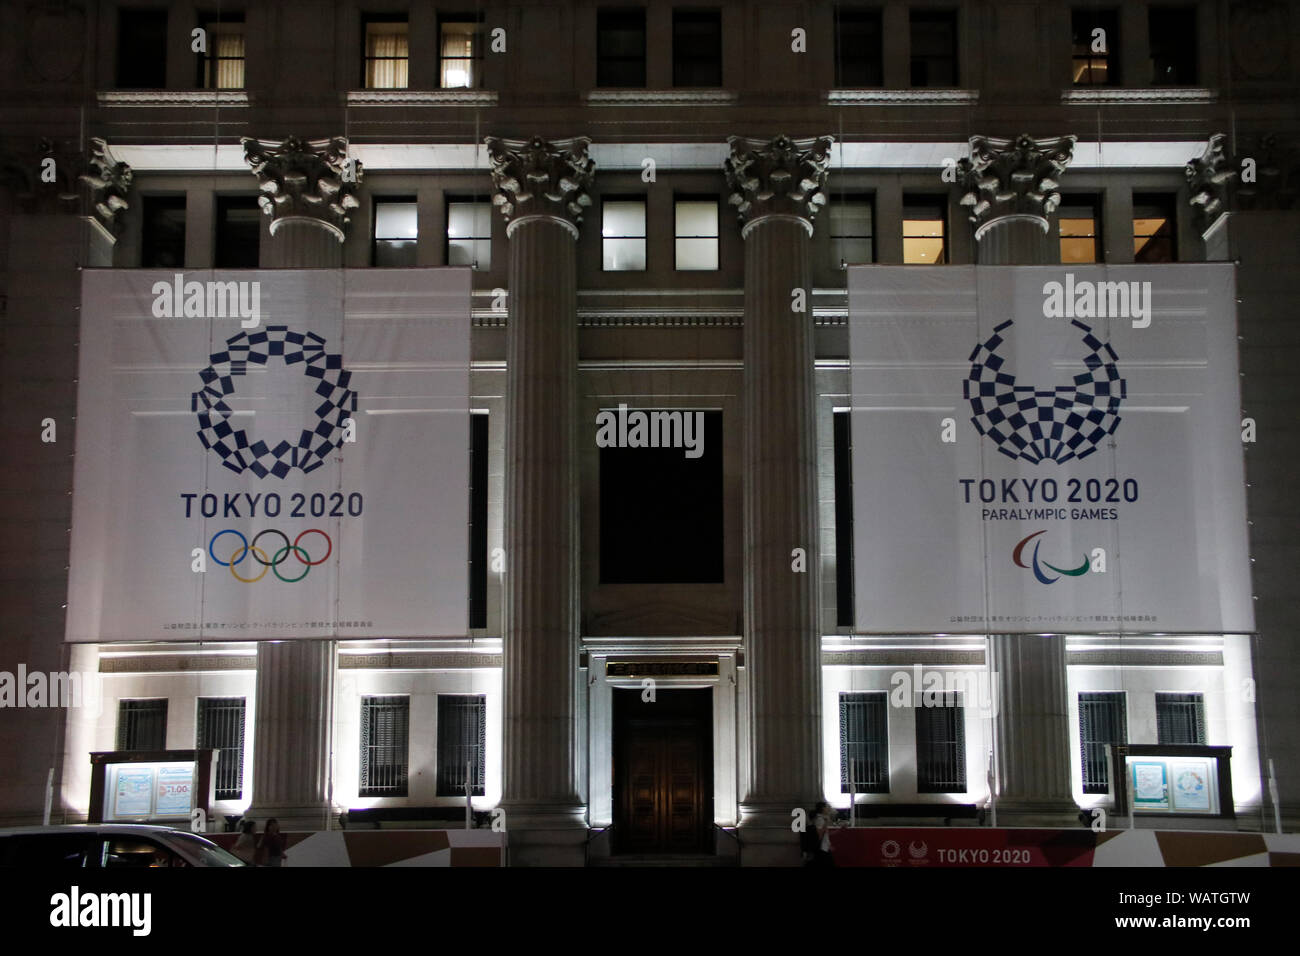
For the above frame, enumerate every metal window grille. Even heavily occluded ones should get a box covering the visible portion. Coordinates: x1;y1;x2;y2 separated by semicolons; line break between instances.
915;692;966;793
117;699;168;751
196;697;246;800
436;695;486;797
1156;693;1206;745
840;693;889;793
360;696;410;796
1079;692;1126;794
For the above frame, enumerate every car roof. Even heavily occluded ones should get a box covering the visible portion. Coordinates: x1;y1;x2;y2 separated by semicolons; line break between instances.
0;824;198;837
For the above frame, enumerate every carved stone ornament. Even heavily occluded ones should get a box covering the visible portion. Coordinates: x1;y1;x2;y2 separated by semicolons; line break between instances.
78;137;133;235
723;134;833;236
958;134;1076;232
1185;133;1237;232
484;135;595;238
241;135;361;240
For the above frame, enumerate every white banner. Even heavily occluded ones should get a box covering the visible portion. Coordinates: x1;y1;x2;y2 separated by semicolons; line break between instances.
848;264;1253;635
67;270;471;641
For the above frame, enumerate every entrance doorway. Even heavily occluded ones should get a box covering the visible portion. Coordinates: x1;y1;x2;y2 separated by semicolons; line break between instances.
612;687;713;854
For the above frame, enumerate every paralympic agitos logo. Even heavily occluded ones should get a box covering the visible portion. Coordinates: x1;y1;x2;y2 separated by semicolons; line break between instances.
1012;530;1089;586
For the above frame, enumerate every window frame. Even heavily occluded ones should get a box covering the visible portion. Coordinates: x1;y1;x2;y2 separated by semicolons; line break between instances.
361;14;410;90
1058;194;1103;264
438;12;485;89
834;6;884;87
444;197;492;270
197;11;246;89
213;194;261;268
1155;692;1207;745
1132;193;1177;263
909;8;959;88
673;195;720;271
601;195;648;272
828;193;875;268
196;696;246;801
597;7;648;88
840;692;889;793
1148;4;1198;86
140;194;187;269
1070;7;1119;87
1078;691;1127;794
116;8;169;89
671;8;723;87
902;195;948;265
435;694;488;797
359;694;411;797
915;691;966;793
116;698;168;752
371;196;419;267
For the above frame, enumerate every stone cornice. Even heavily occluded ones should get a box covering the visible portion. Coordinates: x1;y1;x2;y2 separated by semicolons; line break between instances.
723;134;833;234
484;135;595;234
79;137;133;235
97;90;250;107
585;89;738;106
958;133;1076;229
345;89;498;106
827;89;979;106
1061;87;1218;105
241;135;360;240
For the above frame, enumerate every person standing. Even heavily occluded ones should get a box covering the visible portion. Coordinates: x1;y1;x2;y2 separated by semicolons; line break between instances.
812;801;836;867
257;817;288;867
232;818;257;865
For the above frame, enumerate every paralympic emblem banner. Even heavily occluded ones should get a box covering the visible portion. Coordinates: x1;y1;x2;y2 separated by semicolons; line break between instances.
847;264;1253;635
67;269;471;642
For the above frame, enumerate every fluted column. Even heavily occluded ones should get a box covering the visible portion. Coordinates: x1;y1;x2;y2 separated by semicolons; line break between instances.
726;135;832;863
487;136;593;864
243;135;358;827
962;134;1079;822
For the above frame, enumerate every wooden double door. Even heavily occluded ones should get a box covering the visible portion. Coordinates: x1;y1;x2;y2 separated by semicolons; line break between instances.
613;688;713;855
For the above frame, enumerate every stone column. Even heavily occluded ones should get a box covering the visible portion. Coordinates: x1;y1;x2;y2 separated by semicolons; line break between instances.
486;135;593;865
243;135;359;828
960;134;1079;823
725;135;833;864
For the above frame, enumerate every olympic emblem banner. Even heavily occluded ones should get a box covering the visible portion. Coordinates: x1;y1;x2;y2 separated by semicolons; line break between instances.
847;264;1253;635
67;269;471;642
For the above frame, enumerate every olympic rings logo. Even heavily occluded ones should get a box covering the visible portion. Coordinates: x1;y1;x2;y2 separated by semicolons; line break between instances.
208;529;332;583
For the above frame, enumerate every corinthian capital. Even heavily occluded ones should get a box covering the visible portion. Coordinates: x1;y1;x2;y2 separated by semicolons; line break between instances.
958;134;1076;234
484;136;595;238
241;135;361;240
724;134;833;237
1185;133;1237;233
79;137;133;235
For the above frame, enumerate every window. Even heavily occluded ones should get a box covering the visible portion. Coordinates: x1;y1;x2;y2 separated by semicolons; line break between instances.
1149;6;1197;85
602;198;647;271
372;198;418;267
469;412;489;629
99;837;187;868
117;699;167;751
196;697;245;801
0;833;98;867
359;695;409;796
840;693;888;793
1079;692;1126;793
446;199;491;270
214;195;261;268
829;196;874;267
674;198;719;270
834;7;883;87
600;410;723;583
672;9;722;86
1156;693;1206;745
141;196;186;269
916;692;966;792
363;17;409;89
1132;194;1176;263
436;695;487;796
833;411;855;627
439;15;484;88
117;9;168;88
910;10;958;87
1058;197;1101;263
1071;8;1118;86
902;196;946;264
597;8;647;87
199;13;245;88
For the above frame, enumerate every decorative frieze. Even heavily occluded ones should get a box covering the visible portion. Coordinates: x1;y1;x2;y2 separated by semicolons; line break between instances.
723;134;833;237
958;134;1076;234
484;135;595;238
241;135;361;240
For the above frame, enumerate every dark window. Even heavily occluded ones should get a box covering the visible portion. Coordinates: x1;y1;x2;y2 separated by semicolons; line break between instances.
1149;6;1197;85
603;197;647;271
1071;8;1118;86
446;199;491;270
903;195;947;264
835;7;883;87
141;195;186;269
198;12;245;88
117;699;167;751
833;411;855;627
1132;193;1176;263
916;692;966;792
469;412;489;629
597;8;647;87
1079;692;1126;793
117;9;168;88
600;410;723;583
363;16;409;89
1156;693;1206;745
214;195;261;268
196;697;245;800
1059;196;1102;263
439;14;484;88
0;833;98;867
840;693;888;793
360;695;409;796
436;695;487;796
910;10;958;87
672;9;722;86
372;197;418;267
829;195;874;267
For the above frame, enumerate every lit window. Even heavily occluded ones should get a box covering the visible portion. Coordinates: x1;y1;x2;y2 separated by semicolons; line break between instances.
196;697;246;801
363;18;409;89
1071;8;1118;86
446;200;492;270
373;198;418;267
829;197;874;267
674;199;718;270
1132;194;1176;263
1058;199;1100;263
840;693;889;793
117;699;168;751
440;17;483;88
902;198;946;264
201;17;245;89
436;695;486;796
602;199;647;271
360;695;409;797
